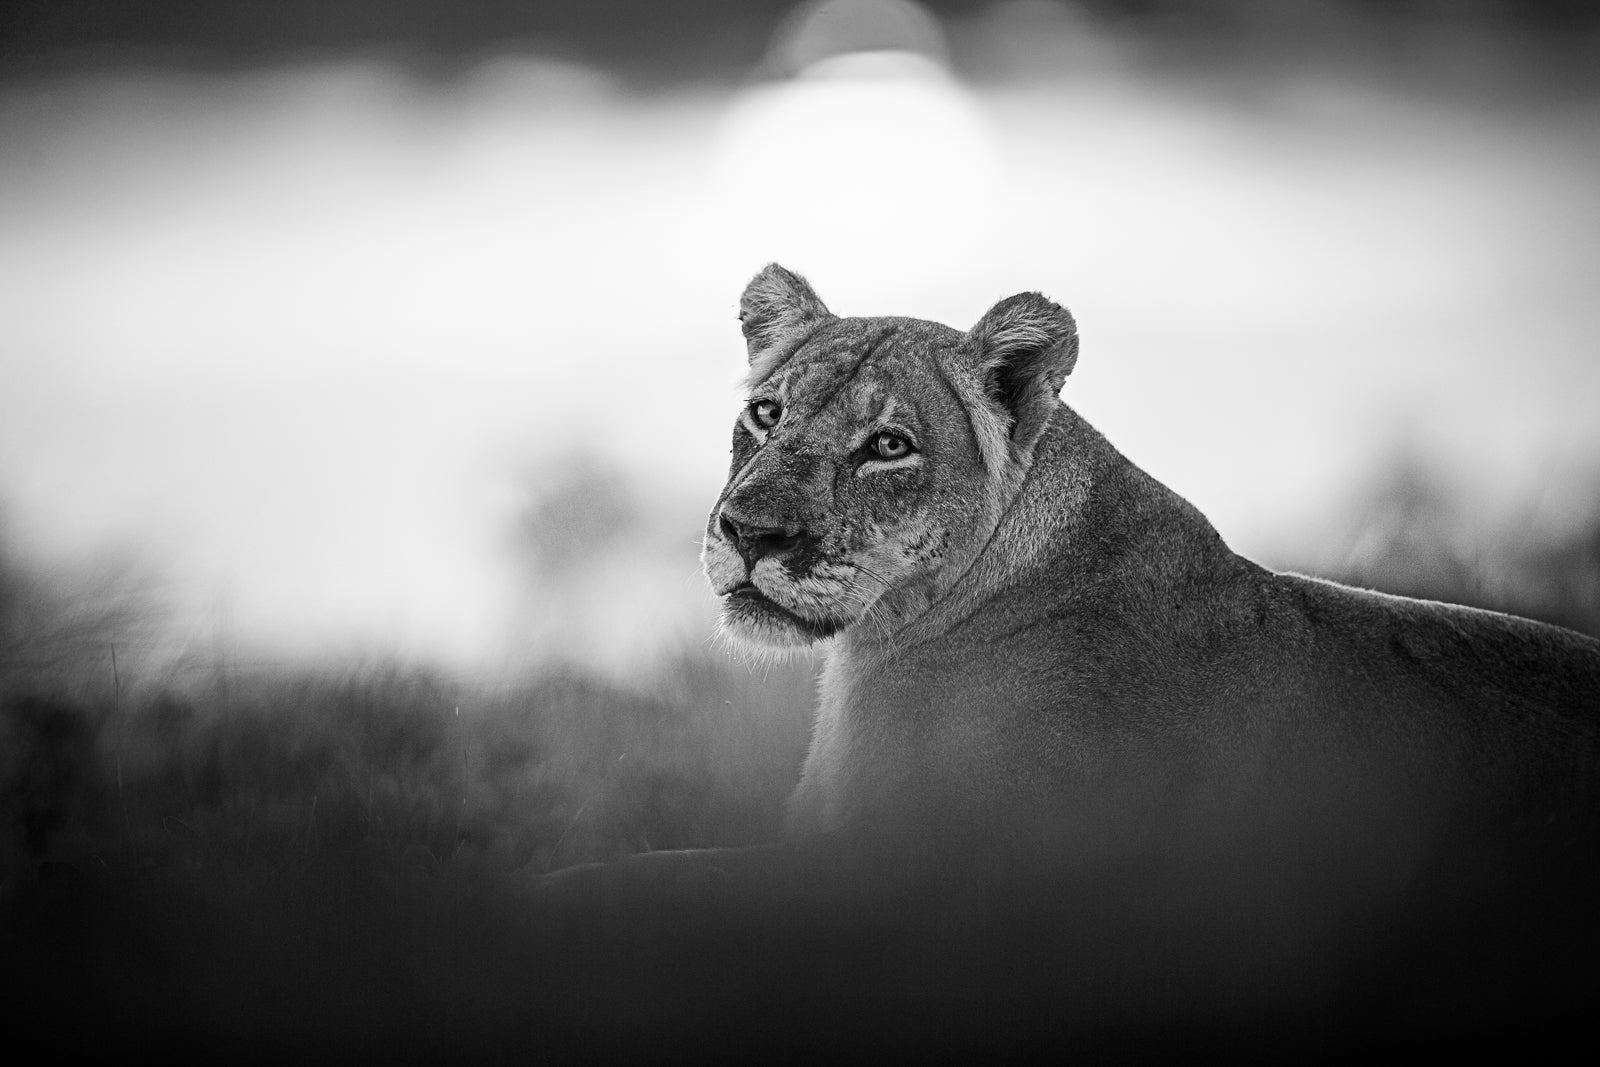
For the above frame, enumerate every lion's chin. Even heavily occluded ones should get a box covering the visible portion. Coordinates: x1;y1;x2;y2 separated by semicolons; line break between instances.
720;584;840;650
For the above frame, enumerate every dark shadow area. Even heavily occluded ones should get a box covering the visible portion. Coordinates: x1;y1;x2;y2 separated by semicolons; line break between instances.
5;775;1594;1059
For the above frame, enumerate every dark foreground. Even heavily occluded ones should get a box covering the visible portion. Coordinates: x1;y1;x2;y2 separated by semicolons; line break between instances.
7;804;1595;1064
2;653;1594;1060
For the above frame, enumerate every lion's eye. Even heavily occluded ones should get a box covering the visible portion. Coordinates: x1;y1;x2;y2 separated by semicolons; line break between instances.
750;399;782;430
872;432;913;460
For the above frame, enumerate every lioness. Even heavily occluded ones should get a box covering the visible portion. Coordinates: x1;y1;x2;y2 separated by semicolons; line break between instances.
533;266;1599;1045
703;263;1600;850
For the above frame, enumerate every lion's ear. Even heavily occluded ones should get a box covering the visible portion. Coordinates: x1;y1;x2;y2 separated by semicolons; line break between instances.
739;263;832;366
964;291;1078;450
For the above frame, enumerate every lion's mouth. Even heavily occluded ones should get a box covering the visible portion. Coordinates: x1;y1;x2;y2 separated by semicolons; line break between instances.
726;582;840;640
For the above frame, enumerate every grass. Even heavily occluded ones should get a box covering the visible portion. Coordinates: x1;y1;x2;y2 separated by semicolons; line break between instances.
1;635;821;1059
2;650;818;879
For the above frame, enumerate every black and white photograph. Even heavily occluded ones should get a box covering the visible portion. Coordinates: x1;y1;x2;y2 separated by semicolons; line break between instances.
3;1;1598;1058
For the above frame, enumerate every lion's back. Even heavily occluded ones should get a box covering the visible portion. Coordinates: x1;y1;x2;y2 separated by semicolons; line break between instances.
1258;573;1600;809
1277;573;1600;717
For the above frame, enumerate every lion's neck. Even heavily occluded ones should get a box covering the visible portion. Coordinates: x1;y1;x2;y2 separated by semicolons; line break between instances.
792;406;1239;837
858;403;1201;658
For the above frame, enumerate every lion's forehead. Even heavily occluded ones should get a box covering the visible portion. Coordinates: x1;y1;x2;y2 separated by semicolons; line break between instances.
775;316;963;428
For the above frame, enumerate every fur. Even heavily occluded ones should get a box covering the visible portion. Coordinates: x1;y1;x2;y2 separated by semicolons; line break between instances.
703;265;1600;848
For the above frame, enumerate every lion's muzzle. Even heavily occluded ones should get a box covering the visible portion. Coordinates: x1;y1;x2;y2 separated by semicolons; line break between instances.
717;510;814;569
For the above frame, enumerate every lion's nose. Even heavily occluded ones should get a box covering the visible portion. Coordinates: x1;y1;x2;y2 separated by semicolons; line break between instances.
719;511;807;565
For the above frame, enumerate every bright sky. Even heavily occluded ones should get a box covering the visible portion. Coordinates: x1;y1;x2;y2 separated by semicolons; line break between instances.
2;18;1598;671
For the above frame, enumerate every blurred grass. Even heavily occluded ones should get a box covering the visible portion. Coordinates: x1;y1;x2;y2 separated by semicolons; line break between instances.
0;635;817;892
1312;459;1600;640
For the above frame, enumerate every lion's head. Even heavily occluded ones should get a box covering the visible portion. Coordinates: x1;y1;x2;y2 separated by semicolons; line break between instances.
702;264;1079;650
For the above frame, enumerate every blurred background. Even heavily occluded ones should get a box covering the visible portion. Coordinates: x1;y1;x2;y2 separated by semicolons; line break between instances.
2;0;1598;1049
3;0;1599;675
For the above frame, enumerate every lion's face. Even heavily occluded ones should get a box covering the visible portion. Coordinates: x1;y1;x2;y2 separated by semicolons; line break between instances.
702;317;993;650
702;265;1076;652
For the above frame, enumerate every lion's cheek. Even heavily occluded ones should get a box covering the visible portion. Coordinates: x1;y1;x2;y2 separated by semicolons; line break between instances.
751;558;839;620
788;568;858;617
872;514;948;572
